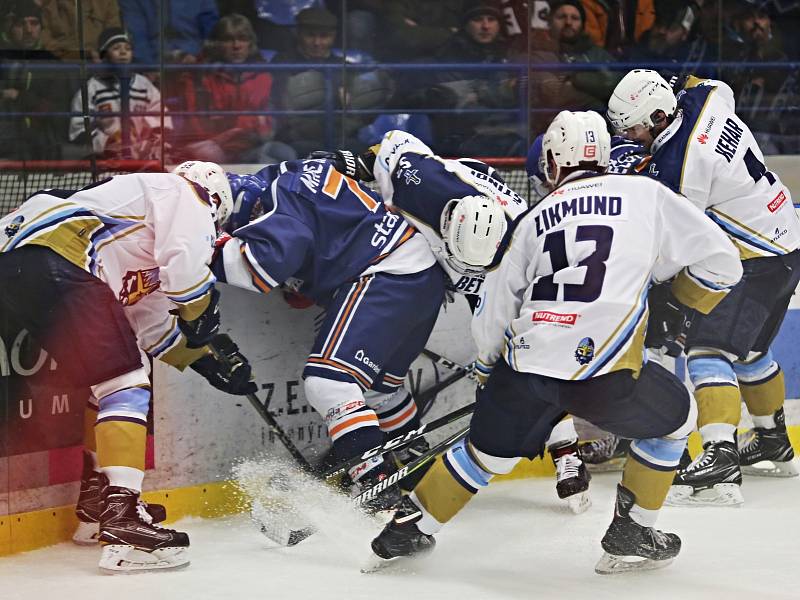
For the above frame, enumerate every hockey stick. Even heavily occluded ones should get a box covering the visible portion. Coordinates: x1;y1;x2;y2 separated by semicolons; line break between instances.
322;400;476;480
420;348;477;381
209;336;315;473
353;425;469;506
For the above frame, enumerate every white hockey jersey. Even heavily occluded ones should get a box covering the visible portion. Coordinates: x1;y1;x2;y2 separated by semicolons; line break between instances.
647;77;800;260
373;130;527;297
472;171;742;381
0;173;218;368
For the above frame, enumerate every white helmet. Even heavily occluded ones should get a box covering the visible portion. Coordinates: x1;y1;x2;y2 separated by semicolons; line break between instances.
542;110;610;187
173;161;234;227
439;195;507;274
607;69;677;133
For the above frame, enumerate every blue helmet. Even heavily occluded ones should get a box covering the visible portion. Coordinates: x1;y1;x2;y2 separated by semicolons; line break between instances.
525;134;550;203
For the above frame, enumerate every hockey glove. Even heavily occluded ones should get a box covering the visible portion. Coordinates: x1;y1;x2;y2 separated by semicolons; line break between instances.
645;283;689;357
307;149;377;182
190;333;257;396
178;287;221;349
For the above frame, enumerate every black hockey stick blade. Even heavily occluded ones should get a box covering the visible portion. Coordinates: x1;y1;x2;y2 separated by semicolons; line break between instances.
420;348;477;380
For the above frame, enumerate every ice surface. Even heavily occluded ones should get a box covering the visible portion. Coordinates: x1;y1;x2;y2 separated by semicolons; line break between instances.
3;471;800;600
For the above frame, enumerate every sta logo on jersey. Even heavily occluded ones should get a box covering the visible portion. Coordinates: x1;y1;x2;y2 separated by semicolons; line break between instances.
4;214;24;238
575;337;595;365
119;268;160;306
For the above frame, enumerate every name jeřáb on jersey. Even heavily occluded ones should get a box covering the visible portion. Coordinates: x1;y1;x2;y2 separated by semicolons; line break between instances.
714;118;744;163
535;195;623;236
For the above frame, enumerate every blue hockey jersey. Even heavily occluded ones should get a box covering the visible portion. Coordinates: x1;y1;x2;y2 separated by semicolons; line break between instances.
215;159;434;305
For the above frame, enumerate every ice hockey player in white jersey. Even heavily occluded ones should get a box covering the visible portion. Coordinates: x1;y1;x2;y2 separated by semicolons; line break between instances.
319;131;591;511
0;162;255;573
367;110;742;574
608;70;800;505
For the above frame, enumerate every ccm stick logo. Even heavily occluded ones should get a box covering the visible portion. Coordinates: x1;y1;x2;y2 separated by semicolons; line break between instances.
532;311;579;326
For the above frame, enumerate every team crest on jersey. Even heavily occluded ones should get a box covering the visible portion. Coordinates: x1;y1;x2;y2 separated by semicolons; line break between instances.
4;214;24;238
575;337;595;365
119;268;161;306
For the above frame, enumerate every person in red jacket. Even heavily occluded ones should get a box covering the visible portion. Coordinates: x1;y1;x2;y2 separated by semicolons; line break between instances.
175;13;296;163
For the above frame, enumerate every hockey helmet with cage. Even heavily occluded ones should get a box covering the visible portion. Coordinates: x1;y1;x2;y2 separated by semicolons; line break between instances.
173;161;234;227
439;195;507;274
606;69;677;134
542;110;610;187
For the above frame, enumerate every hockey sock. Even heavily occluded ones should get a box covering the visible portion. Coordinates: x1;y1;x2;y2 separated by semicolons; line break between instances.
687;352;741;434
368;389;419;438
735;352;784;424
95;387;150;491
83;396;99;455
545;415;579;449
624;436;687;510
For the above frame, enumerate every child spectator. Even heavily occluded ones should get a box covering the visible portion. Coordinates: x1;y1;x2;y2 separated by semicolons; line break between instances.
68;28;171;159
176;13;295;164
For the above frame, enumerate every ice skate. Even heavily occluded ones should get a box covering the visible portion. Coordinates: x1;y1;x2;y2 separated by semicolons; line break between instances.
550;441;591;514
738;408;798;478
596;484;681;574
666;441;744;507
579;435;630;472
98;486;189;573
73;455;166;546
363;496;436;573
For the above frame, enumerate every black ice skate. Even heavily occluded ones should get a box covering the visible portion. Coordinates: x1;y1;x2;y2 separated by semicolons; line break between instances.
73;456;166;545
579;435;630;472
363;495;436;573
738;408;798;478
354;461;403;514
98;486;189;573
549;441;591;514
667;440;744;507
595;484;681;574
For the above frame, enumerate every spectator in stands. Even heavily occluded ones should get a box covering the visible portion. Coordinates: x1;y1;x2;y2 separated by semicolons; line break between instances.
175;13;295;164
68;28;171;160
523;0;620;134
39;0;122;61
218;0;327;53
117;0;219;65
271;7;343;154
0;0;67;159
724;2;797;153
427;0;523;156
581;0;655;54
377;0;464;61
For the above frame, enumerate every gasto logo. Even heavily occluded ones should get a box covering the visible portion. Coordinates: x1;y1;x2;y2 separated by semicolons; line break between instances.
514;336;530;350
354;349;381;374
574;337;595;365
697;133;709;144
4;214;24;238
532;311;578;326
768;190;787;213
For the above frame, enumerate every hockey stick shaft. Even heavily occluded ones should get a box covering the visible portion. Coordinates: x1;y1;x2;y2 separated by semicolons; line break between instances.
353;426;469;506
208;338;316;473
420;348;477;380
323;400;475;480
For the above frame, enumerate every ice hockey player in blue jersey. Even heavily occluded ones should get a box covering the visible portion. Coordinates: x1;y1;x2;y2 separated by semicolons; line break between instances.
316;132;591;512
214;158;446;509
608;70;800;506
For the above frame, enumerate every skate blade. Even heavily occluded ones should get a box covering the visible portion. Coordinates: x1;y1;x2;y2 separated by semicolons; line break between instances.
566;491;591;514
360;550;432;574
72;521;100;546
742;460;799;478
665;483;743;507
595;552;673;574
99;545;189;573
585;458;625;473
